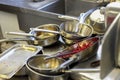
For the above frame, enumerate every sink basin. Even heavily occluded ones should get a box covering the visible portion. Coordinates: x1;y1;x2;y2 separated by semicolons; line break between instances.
17;0;100;32
26;0;59;10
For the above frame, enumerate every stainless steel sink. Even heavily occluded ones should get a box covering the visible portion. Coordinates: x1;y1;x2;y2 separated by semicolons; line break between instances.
40;0;100;16
26;0;59;10
17;0;101;32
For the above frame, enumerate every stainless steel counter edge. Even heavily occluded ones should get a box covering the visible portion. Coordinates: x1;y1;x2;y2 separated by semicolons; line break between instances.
0;3;61;20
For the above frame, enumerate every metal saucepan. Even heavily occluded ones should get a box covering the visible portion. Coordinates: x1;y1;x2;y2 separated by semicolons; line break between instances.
60;21;93;40
6;24;60;47
58;7;99;44
26;54;67;76
26;63;69;80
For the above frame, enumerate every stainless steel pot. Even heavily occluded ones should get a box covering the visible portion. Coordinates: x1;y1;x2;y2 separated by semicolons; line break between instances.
26;54;67;75
60;21;93;40
6;24;60;47
26;54;69;80
29;24;60;46
60;21;94;45
58;8;98;45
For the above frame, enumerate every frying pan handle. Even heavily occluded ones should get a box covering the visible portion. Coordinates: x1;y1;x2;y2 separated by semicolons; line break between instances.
63;68;100;73
58;15;79;21
0;38;33;43
80;7;99;23
30;28;60;34
6;32;35;37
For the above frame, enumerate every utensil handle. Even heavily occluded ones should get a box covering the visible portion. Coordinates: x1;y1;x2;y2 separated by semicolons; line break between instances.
58;15;79;21
30;28;60;34
0;38;32;43
63;68;100;73
6;32;34;37
80;7;99;23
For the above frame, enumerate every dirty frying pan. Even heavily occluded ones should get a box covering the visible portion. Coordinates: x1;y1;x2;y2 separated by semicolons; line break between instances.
6;24;60;46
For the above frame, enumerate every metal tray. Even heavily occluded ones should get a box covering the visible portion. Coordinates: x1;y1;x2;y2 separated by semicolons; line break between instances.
0;44;42;79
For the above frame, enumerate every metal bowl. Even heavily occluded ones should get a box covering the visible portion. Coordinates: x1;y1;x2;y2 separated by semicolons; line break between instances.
26;63;69;80
26;54;67;76
29;24;60;47
60;21;93;44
